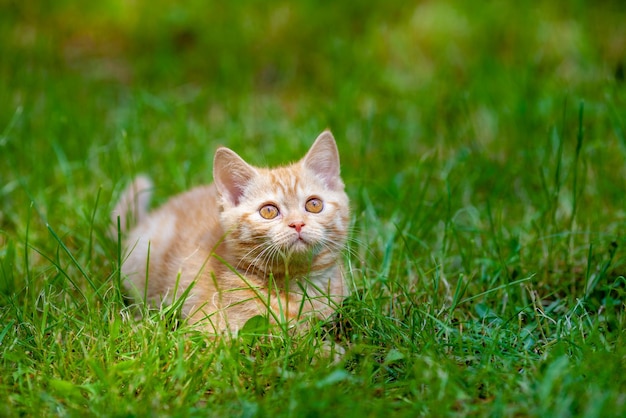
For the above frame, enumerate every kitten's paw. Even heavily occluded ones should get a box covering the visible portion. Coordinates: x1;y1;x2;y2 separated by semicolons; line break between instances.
319;340;346;364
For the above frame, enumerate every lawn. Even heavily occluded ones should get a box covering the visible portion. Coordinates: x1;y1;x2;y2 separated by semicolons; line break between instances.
2;1;626;416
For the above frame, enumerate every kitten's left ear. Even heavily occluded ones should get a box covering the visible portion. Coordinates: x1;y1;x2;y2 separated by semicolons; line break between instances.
214;147;258;206
302;130;344;191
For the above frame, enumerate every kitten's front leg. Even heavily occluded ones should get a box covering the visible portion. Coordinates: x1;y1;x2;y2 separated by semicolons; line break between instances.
183;289;266;336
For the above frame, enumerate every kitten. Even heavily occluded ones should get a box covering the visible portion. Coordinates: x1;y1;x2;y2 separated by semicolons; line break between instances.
111;131;350;335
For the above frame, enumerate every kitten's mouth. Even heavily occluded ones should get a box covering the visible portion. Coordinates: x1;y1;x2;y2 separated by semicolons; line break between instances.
290;238;309;250
284;235;313;254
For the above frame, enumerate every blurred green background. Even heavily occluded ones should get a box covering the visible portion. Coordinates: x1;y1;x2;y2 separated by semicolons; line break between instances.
3;1;624;141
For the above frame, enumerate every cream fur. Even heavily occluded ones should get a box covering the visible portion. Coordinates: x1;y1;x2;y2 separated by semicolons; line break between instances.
112;131;350;335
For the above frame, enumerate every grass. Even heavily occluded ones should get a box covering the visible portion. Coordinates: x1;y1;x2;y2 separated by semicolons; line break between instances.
2;0;626;416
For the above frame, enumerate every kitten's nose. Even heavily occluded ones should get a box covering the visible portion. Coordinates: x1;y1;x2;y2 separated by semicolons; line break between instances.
289;222;305;233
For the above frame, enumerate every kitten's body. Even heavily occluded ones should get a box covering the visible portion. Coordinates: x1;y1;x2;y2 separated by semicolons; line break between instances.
113;131;349;334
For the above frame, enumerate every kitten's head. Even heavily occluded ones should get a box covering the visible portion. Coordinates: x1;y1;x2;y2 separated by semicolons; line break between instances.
213;131;350;275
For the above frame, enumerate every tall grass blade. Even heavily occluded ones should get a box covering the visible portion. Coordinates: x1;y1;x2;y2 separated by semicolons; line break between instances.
47;224;103;302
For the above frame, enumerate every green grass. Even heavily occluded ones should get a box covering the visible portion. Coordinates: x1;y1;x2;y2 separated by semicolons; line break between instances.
2;1;626;416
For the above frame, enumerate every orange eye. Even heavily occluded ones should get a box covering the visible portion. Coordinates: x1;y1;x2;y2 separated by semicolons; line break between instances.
259;204;279;219
305;198;323;213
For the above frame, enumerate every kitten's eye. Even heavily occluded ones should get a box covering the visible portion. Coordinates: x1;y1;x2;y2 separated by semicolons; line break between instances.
259;204;279;219
305;198;323;213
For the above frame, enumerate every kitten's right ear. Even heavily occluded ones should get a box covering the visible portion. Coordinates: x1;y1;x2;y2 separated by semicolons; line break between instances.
213;148;258;206
302;130;344;191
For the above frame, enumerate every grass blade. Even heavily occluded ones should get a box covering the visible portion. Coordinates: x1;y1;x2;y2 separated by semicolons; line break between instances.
47;224;103;302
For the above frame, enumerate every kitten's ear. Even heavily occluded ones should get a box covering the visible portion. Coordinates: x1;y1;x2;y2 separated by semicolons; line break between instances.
213;147;258;206
302;130;344;190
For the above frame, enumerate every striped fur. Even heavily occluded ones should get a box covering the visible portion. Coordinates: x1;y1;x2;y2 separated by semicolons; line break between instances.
112;131;350;335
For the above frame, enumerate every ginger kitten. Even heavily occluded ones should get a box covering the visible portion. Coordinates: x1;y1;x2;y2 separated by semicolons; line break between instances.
112;131;350;335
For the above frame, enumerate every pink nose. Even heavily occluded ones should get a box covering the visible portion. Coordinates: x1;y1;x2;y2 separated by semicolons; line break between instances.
289;222;305;233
